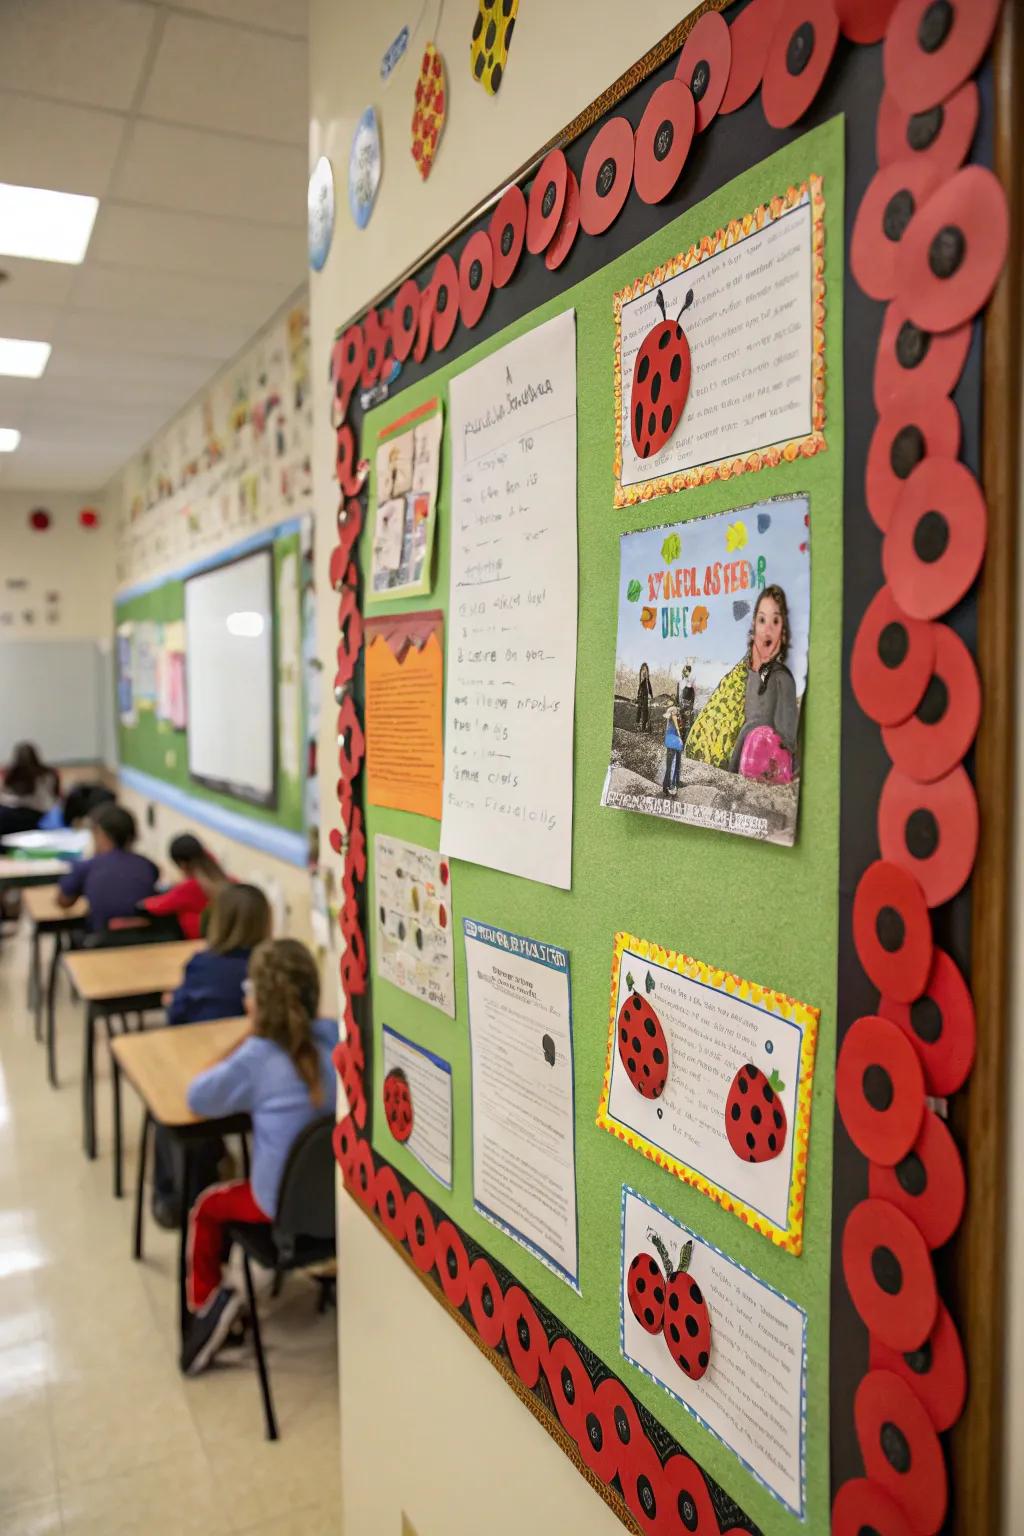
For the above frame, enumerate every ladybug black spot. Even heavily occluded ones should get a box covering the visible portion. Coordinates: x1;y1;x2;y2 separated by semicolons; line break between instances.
651;373;662;406
738;1077;748;1095
751;1106;762;1126
653;1286;663;1303
632;1035;642;1053
684;1314;699;1338
669;1292;679;1312
773;1109;783;1129
620;1027;628;1042
730;1103;741;1122
698;1350;708;1369
644;1018;657;1037
644;1308;654;1327
642;1064;650;1077
670;1323;680;1342
627;1057;637;1075
661;405;673;433
642;440;651;458
653;1048;665;1065
768;1133;777;1152
670;353;682;383
634;403;644;439
648;412;657;437
689;1281;702;1306
637;356;650;384
746;1132;755;1150
679;1355;691;1375
658;330;671;351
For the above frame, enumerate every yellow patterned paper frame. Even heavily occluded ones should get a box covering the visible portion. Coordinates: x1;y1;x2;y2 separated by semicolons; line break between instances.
612;176;827;509
597;933;819;1255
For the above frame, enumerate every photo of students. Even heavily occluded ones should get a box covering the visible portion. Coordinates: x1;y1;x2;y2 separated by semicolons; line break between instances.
0;741;60;836
662;706;684;796
635;661;654;733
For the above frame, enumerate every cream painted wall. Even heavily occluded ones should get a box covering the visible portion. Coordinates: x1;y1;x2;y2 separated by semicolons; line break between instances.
0;490;113;642
308;3;699;1532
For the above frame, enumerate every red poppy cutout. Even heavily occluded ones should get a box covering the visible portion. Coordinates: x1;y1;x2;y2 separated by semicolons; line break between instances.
850;159;942;304
761;0;840;131
620;1433;668;1536
876;79;979;180
634;80;695;206
864;388;960;534
332;1115;358;1181
674;11;731;133
881;624;980;784
879;946;976;1097
579;117;634;237
502;1285;546;1387
526;148;567;255
852;859;933;1003
489;184;526;288
458;229;493;329
844;1199;938;1351
836;1014;925;1166
360;308;386;389
404;1190;436;1273
883;456;987;622
869;1108;965;1250
832;1477;917;1536
877;762;978;908
543;1336;590;1444
330;323;363;419
873;299;971;413
870;1300;967;1433
435;1219;470;1308
413;281;435;364
430;252;459;352
851;585;937;729
391;279;420;362
883;0;1002;116
576;1379;619;1485
721;0;784;115
467;1256;504;1348
854;1369;948;1534
662;1452;717;1534
592;1374;642;1483
895;165;1009;334
351;1137;376;1208
833;0;899;43
545;169;580;272
374;1163;407;1242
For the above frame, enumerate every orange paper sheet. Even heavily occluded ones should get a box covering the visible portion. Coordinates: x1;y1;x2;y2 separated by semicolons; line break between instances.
365;611;444;819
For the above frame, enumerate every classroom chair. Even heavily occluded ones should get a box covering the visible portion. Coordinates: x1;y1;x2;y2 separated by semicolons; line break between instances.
225;1115;337;1441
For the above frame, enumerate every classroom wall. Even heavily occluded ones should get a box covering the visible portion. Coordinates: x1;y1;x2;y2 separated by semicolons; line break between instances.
308;4;702;1531
0;489;114;642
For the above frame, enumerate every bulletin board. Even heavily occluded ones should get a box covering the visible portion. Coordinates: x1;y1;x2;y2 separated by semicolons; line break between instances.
328;5;1017;1534
114;520;308;859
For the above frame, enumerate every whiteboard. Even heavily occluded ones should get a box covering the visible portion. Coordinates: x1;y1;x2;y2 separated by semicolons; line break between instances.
184;549;275;805
0;641;107;764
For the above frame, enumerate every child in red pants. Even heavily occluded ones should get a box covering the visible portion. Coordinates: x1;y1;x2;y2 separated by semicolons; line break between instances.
180;937;337;1376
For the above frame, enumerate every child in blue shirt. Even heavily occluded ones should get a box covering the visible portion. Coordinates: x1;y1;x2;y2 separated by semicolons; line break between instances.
57;803;158;931
662;705;685;796
180;937;337;1376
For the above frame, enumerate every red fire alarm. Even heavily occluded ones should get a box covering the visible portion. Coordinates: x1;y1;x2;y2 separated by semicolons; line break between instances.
29;508;51;531
79;507;101;529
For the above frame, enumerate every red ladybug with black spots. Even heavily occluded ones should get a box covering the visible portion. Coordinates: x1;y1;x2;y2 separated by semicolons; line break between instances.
629;286;694;460
616;969;669;1099
725;1062;788;1163
383;1067;414;1143
650;1232;712;1382
626;1251;666;1336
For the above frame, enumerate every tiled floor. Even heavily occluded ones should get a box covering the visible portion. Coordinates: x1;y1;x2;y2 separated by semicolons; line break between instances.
0;918;341;1534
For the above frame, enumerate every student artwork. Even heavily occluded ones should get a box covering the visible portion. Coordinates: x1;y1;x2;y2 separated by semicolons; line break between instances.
411;44;446;180
380;1026;453;1188
600;933;819;1254
626;1233;712;1382
369;398;442;599
601;496;811;847
349;106;382;229
116;623;136;727
613;174;827;507
469;0;517;94
374;834;455;1017
307;154;335;272
383;1068;414;1142
364;610;444;819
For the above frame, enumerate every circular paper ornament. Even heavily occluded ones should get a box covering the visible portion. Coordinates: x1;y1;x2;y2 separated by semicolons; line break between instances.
876;78;979;179
850;159;942;304
360;308;386;388
435;1219;470;1308
854;1369;948;1535
761;0;840;131
865;388;960;533
870;1301;967;1433
391;279;420;362
720;0;784;115
579;116;634;237
467;1256;504;1347
503;1285;546;1388
490;183;527;288
526;148;568;255
577;1384;619;1484
332;322;364;418
592;1374;642;1483
413;281;435;364
29;508;51;531
832;1478;917;1536
661;1452;718;1534
620;1433;668;1536
882;456;987;621
843;1201;938;1351
852;859;933;1003
881;624;980;783
836;1014;926;1166
351;1137;375;1207
430;251;459;351
877;762;978;908
850;585;937;727
883;0;1002;116
458;229;494;328
545;169;580;272
674;11;731;133
879;946;976;1097
895;165;1009;333
544;1336;590;1444
404;1190;436;1273
833;0;899;43
374;1163;406;1241
873;299;971;412
869;1108;965;1250
634;80;696;206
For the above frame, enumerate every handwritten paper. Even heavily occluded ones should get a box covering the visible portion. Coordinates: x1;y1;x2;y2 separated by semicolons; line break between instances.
365;611;444;818
465;919;578;1289
621;1188;807;1517
441;310;578;890
381;1025;453;1189
374;834;455;1017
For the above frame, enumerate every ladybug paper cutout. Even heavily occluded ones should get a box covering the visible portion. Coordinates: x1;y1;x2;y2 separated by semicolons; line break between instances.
411;44;446;181
725;1063;788;1163
649;1232;712;1382
470;0;518;96
626;1252;666;1336
382;1067;413;1142
629;287;694;460
616;969;669;1099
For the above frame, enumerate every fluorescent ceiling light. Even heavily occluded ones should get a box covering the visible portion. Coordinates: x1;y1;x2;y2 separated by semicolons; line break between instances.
226;611;265;638
0;428;20;452
0;182;98;264
0;339;51;378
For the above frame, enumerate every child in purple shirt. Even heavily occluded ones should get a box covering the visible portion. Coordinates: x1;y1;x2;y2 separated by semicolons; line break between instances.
57;803;158;931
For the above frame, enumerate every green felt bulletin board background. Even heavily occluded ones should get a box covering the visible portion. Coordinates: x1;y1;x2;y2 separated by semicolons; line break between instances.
361;120;845;1534
114;528;304;835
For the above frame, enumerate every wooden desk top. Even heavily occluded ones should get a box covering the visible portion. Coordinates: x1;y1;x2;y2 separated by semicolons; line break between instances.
0;857;71;885
22;885;88;924
111;1016;250;1126
63;940;203;1002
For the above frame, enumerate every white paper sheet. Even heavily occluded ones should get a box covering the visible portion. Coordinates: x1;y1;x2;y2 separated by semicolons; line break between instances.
441;310;578;889
621;1188;806;1518
381;1025;453;1189
374;834;455;1018
464;920;578;1288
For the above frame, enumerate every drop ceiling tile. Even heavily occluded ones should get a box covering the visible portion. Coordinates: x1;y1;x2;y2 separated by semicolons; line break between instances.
0;0;157;113
140;13;307;144
57;307;255;360
2;453;122;493
112;119;305;226
88;202;305;283
72;263;290;328
0;300;62;343
0;96;126;199
43;346;215;391
0;257;78;308
173;0;309;38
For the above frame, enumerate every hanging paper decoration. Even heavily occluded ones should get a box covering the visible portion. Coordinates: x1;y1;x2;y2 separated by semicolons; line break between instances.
78;507;101;529
307;154;335;271
348;107;382;229
29;508;51;531
411;44;446;181
470;0;518;95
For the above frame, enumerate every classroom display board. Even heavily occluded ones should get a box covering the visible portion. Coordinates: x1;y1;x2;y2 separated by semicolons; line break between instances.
327;5;1013;1533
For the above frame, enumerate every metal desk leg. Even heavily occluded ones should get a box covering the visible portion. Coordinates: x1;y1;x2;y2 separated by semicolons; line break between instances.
111;1028;123;1199
29;924;41;1034
133;1112;150;1261
45;933;62;1089
82;1004;97;1159
178;1143;193;1355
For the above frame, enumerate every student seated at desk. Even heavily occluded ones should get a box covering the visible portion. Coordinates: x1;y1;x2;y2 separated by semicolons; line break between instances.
180;938;337;1376
57;803;158;931
0;741;60;836
140;834;228;940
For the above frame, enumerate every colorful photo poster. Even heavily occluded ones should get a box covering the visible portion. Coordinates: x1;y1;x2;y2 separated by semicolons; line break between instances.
116;623;135;726
370;398;443;599
441;310;577;890
621;1188;807;1519
381;1025;453;1189
134;620;160;706
613;176;826;508
601;496;810;847
598;934;819;1254
374;834;455;1017
464;920;578;1289
365;611;444;819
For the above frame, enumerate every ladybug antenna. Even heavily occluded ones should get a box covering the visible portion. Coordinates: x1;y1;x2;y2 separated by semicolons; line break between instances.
676;288;695;321
678;1239;693;1275
654;289;667;322
648;1231;673;1277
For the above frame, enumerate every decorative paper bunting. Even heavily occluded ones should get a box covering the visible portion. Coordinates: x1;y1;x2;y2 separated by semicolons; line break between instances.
413;281;435;363
674;10;731;133
883;456;987;621
881;624;980;783
832;1478;917;1536
543;1337;589;1444
592;1374;642;1484
634;80;696;206
843;1201;938;1351
490;183;527;287
873;300;971;411
850;585;937;727
526;148;568;255
850;159;941;303
836;1014;926;1166
884;0;1001;116
877;762;979;908
869;1108;965;1250
895;165;1009;333
467;1256;504;1347
545;169;580;271
405;1190;436;1272
833;0;899;44
503;1286;546;1387
374;1163;406;1240
854;1369;948;1534
879;946;976;1097
852;859;933;1003
391;280;420;362
360;308;386;388
579;117;634;236
435;1219;470;1307
720;0;784;115
458;229;494;328
869;1301;967;1433
661;1453;718;1534
876;79;979;179
761;0;840;130
864;388;960;532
